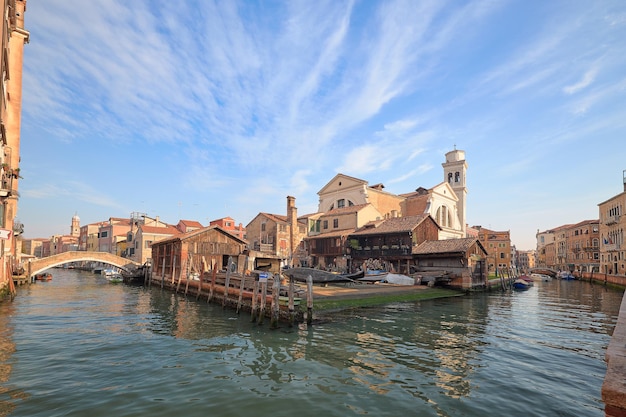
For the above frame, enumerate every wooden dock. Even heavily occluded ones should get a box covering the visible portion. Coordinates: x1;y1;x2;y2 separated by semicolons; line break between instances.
148;267;309;327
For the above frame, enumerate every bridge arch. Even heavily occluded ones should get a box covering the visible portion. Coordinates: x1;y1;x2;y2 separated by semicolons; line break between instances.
27;251;141;278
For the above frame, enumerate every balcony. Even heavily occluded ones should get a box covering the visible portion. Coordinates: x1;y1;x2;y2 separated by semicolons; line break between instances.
350;245;413;259
253;242;275;254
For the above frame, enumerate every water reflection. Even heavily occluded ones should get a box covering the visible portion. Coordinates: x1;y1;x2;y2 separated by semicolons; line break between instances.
0;269;622;417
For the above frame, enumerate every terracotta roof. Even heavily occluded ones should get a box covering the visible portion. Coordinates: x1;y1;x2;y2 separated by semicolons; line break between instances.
141;225;181;235
399;186;431;198
350;214;436;236
154;225;248;245
261;212;288;223
179;219;204;228
413;238;484;255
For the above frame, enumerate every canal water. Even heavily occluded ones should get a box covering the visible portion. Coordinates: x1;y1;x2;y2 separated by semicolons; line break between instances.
0;269;623;417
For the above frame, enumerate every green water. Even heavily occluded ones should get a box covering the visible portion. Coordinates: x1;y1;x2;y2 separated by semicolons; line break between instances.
0;269;622;416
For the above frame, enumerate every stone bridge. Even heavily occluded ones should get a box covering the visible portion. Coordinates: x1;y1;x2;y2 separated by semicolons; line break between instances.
27;251;141;278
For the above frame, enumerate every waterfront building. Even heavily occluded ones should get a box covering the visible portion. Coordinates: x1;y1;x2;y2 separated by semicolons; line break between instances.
516;249;536;272
598;171;626;275
20;237;44;257
535;229;556;268
150;225;248;281
567;219;600;273
544;241;556;269
473;226;512;274
347;214;441;274
78;221;108;251
209;217;246;241
175;219;203;234
245;196;308;268
97;217;131;254
317;173;404;220
305;203;383;271
0;0;28;296
412;237;488;289
131;224;180;265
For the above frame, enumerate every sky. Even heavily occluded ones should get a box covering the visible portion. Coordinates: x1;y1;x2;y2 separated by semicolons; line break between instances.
16;0;626;250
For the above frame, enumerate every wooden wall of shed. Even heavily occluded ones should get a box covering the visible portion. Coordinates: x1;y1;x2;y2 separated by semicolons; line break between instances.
413;219;440;245
151;229;247;282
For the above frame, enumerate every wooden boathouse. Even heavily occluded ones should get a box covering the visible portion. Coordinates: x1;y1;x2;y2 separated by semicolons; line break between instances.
148;225;304;325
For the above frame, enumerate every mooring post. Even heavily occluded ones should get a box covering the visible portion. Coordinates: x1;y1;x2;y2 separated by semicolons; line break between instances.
270;273;280;328
288;276;296;327
251;274;259;322
171;257;177;286
208;264;217;303
237;272;246;314
161;258;166;289
223;256;232;309
306;275;313;325
198;257;208;300
258;278;267;325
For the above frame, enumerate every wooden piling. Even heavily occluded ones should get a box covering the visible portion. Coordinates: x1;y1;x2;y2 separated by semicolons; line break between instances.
198;257;208;300
223;256;232;308
270;273;280;328
258;278;267;325
251;276;259;322
161;258;165;289
288;277;296;327
175;266;183;293
171;257;177;286
208;264;217;303
306;275;313;325
237;273;246;314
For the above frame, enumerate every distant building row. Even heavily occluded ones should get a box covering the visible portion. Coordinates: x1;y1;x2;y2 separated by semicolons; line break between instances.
20;149;525;288
536;171;626;276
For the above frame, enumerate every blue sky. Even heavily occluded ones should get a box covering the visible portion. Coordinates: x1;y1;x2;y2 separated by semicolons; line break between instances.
17;0;626;250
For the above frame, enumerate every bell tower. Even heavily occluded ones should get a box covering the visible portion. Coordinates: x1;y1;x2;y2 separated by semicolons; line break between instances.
71;213;80;237
442;147;468;235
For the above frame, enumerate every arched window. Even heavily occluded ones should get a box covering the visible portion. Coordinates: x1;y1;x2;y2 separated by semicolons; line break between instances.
436;205;449;227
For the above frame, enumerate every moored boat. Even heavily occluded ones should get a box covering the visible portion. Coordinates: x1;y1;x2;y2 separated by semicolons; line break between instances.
107;274;123;283
34;272;52;281
283;267;362;283
512;278;531;290
530;273;552;282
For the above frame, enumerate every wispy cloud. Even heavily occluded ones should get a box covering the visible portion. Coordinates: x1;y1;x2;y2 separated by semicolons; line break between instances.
563;68;599;95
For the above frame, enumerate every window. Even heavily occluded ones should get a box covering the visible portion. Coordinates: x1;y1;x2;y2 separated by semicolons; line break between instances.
261;223;266;232
323;220;328;229
100;231;108;238
448;173;452;183
333;219;339;228
337;199;345;208
455;172;460;182
145;240;152;248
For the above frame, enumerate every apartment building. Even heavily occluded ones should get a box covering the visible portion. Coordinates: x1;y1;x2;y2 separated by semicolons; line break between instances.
0;0;28;295
473;226;512;273
598;172;626;275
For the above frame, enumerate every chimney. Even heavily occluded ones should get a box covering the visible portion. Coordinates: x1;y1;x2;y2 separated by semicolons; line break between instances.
287;196;297;264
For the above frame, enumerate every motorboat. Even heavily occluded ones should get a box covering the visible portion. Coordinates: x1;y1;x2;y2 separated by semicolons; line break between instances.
513;278;532;290
530;273;552;282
